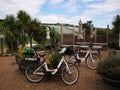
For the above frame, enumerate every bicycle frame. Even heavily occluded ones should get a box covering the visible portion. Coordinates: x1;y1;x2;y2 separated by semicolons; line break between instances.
33;55;70;75
70;48;93;62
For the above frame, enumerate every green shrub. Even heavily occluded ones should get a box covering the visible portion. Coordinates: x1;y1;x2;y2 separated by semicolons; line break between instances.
33;44;45;51
16;46;35;64
97;56;120;80
109;42;120;50
46;50;62;69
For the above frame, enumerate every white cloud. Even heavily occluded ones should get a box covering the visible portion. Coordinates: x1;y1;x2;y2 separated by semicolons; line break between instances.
38;14;92;26
82;0;120;27
0;0;46;18
38;14;71;24
81;0;105;3
0;0;119;28
88;0;120;14
60;0;78;13
50;0;64;4
81;0;95;2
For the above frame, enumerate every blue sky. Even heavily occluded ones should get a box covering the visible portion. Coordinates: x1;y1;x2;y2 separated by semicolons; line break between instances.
0;0;120;28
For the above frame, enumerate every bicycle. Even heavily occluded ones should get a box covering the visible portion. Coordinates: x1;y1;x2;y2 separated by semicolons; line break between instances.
65;45;101;70
16;46;52;74
25;47;79;85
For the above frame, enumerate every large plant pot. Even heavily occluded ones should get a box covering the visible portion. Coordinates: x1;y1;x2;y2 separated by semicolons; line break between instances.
110;50;120;56
102;76;120;87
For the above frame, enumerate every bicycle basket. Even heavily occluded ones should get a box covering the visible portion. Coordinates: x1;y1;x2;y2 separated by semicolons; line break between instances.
64;47;75;55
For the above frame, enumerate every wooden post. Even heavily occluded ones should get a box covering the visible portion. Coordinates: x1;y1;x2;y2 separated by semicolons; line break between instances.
0;33;4;56
60;24;63;45
90;25;94;44
0;38;4;56
0;38;2;54
119;30;120;48
107;25;109;49
84;29;86;42
72;26;75;45
90;25;94;38
94;28;97;43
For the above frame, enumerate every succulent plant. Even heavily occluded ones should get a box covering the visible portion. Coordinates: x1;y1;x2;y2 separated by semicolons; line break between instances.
97;56;120;80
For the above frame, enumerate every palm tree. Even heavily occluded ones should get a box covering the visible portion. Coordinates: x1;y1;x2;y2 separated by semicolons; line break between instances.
3;15;19;52
28;18;41;48
17;10;31;47
32;24;46;44
50;27;60;46
17;10;41;48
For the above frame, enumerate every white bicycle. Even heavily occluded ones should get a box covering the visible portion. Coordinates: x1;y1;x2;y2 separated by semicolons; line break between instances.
25;47;79;85
65;46;101;70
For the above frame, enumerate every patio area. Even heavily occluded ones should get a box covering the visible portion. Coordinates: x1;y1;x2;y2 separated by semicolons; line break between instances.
0;49;119;90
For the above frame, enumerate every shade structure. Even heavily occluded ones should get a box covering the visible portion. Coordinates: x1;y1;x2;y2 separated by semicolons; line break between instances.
78;19;83;39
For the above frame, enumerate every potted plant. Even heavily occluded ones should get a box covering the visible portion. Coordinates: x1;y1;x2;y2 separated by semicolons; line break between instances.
97;56;120;87
46;50;62;69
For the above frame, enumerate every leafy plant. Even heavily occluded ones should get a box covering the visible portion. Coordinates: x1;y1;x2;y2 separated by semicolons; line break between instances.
112;14;120;33
97;56;120;80
46;50;61;68
16;46;34;64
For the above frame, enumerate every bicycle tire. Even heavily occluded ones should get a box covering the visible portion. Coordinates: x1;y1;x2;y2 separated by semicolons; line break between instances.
19;60;28;74
85;55;100;70
25;62;45;83
19;60;34;74
61;63;79;85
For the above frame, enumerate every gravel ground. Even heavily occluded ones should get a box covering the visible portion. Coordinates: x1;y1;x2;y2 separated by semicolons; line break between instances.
0;50;119;90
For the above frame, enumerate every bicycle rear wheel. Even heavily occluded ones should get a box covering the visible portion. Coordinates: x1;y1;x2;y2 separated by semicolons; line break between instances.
61;63;79;85
25;62;45;83
86;55;100;70
19;60;30;74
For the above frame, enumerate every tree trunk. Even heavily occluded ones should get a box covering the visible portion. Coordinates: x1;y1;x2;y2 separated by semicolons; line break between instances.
30;36;32;48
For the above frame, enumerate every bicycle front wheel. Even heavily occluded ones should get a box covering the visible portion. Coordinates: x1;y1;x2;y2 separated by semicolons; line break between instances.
61;63;79;85
25;62;45;83
86;55;100;70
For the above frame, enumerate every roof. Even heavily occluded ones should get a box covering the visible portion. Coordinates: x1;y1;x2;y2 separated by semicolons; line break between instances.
48;24;79;35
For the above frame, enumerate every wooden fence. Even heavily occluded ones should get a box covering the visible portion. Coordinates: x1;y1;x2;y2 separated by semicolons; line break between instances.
62;33;119;48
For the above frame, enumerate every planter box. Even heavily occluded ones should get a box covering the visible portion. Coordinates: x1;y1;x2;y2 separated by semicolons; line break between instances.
110;50;120;56
102;76;120;87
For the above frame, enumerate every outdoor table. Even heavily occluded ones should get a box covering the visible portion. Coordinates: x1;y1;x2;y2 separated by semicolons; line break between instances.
61;45;102;58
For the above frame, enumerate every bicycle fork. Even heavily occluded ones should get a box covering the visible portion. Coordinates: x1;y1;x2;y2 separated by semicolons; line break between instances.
64;61;72;76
